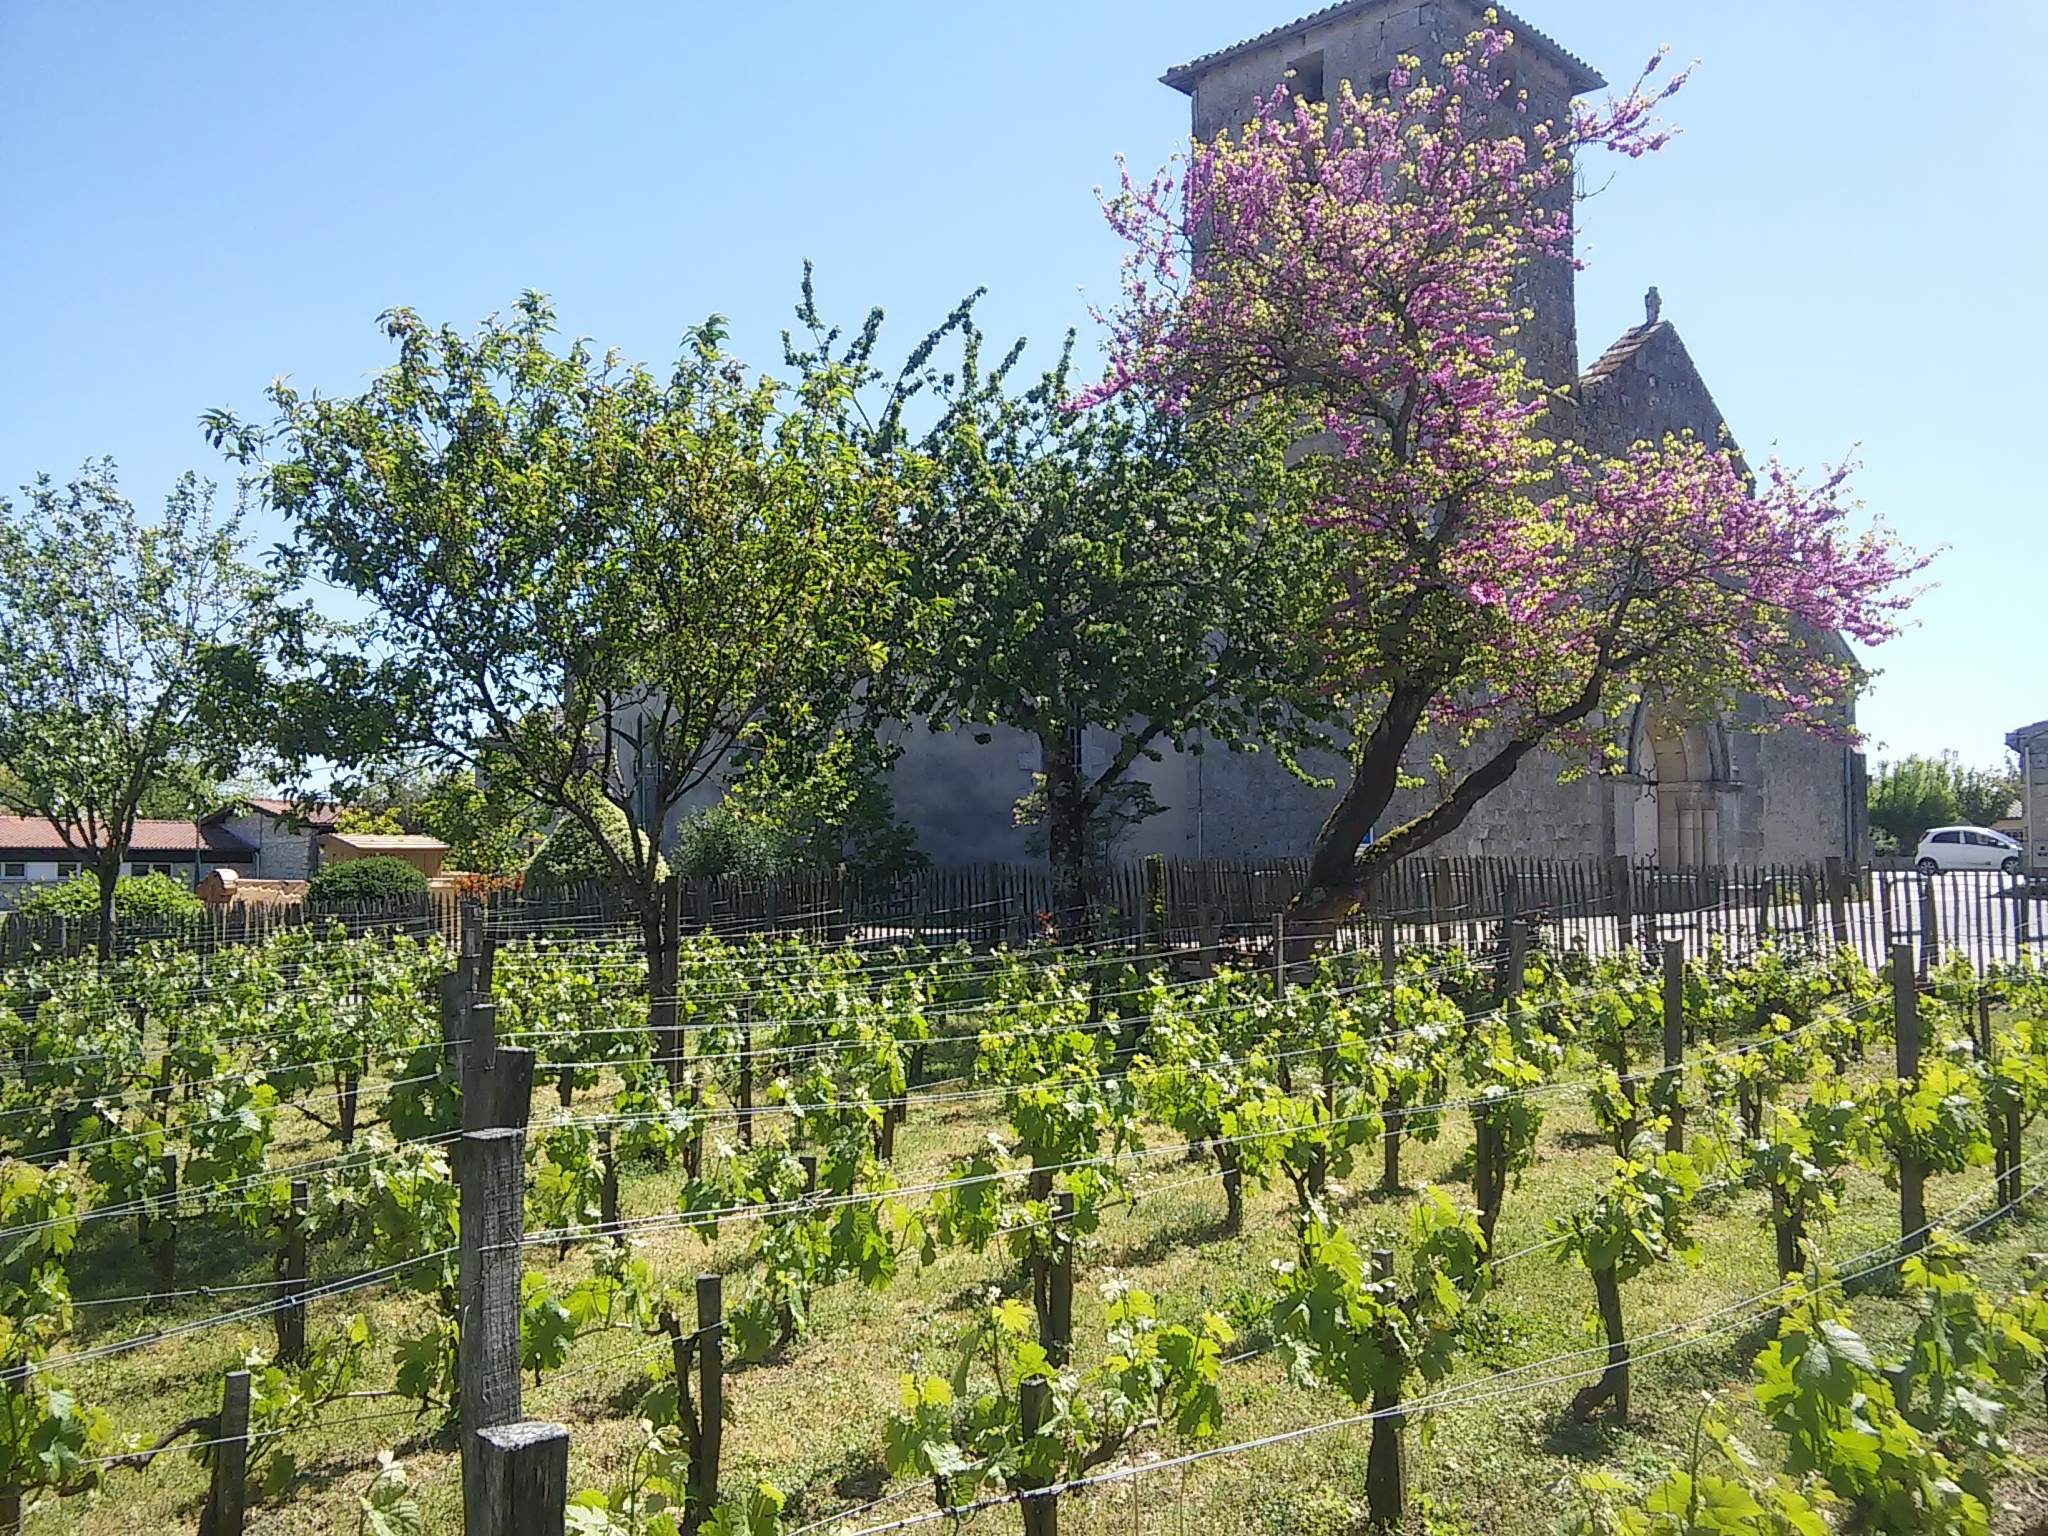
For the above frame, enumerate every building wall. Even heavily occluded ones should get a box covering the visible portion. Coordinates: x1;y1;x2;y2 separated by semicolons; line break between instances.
1176;0;1590;392
221;813;321;881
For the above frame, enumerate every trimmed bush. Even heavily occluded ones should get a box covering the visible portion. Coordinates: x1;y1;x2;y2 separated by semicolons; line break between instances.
307;855;431;905
525;799;667;891
14;871;205;920
673;802;789;880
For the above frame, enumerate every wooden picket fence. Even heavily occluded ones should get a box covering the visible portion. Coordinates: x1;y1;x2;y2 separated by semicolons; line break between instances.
7;856;2043;974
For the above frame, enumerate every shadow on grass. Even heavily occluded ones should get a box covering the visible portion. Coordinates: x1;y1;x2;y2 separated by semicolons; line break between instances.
1107;1208;1235;1269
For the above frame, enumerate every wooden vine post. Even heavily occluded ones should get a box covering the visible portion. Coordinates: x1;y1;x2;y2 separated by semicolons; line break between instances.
275;1178;309;1364
1918;878;1941;980
458;996;565;1536
1893;944;1927;1254
1379;916;1401;1195
1017;1375;1057;1536
1044;1191;1075;1368
198;1369;250;1536
598;1129;621;1238
1661;942;1686;1154
1609;854;1634;955
1824;856;1851;948
151;1150;178;1305
476;1422;570;1536
664;1272;727;1534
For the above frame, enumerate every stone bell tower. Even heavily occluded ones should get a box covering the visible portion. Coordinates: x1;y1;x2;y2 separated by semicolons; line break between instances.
1162;0;1605;390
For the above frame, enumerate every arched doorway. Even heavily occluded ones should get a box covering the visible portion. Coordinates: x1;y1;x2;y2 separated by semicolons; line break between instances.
1642;716;1724;870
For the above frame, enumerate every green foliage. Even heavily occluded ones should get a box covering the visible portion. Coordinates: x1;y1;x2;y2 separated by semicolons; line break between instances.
226;295;908;956
527;796;669;893
1271;1191;1489;1407
0;463;310;957
357;1454;423;1536
1552;1149;1702;1287
12;871;204;920
307;855;430;904
1870;753;2018;851
1569;1404;1828;1535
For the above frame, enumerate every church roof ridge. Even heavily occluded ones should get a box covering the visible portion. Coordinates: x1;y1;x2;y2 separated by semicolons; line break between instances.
1163;1;1604;97
1579;320;1669;386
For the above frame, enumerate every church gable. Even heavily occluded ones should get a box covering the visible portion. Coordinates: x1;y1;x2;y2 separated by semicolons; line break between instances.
1577;292;1738;458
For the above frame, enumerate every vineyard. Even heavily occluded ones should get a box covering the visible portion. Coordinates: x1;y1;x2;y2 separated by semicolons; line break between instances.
3;899;2048;1536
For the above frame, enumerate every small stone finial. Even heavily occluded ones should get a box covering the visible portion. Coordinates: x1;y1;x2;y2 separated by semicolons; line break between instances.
1644;286;1663;326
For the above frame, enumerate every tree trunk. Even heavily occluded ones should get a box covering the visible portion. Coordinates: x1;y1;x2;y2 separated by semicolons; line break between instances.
1040;728;1091;941
95;852;121;961
1569;1265;1630;1422
1364;1387;1406;1529
0;1488;19;1536
1219;1145;1243;1234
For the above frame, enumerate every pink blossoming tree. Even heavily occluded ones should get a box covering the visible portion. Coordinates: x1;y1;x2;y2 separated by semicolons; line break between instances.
1085;24;1924;928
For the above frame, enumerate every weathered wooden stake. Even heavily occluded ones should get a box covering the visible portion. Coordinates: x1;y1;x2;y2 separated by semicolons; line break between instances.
460;1126;527;1536
276;1178;309;1364
1919;878;1941;980
737;1023;755;1148
1609;854;1634;957
1893;944;1926;1253
203;1369;250;1536
599;1129;621;1238
1044;1191;1076;1367
1662;941;1685;1154
476;1420;570;1536
1364;1248;1406;1529
152;1151;178;1304
691;1273;723;1531
1824;856;1851;948
1019;1375;1057;1536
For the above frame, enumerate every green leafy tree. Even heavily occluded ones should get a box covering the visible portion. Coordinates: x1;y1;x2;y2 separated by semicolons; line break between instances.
213;296;909;1065
816;294;1333;934
1869;753;2020;851
0;465;308;956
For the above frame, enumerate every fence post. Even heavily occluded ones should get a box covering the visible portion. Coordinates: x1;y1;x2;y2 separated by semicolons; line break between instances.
1916;877;1940;981
276;1178;309;1364
691;1273;724;1531
477;1420;570;1536
738;1021;755;1148
1364;1249;1404;1525
205;1369;250;1536
1433;858;1454;946
152;1150;178;1304
461;1004;535;1138
1824;856;1851;948
1893;944;1927;1254
1609;854;1634;957
1380;918;1397;984
460;1124;529;1536
599;1129;621;1238
1045;1191;1075;1368
1018;1375;1057;1536
1503;916;1527;1000
1662;941;1686;1154
1143;853;1164;967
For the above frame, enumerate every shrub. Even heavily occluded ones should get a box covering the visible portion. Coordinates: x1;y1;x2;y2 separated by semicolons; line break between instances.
673;803;789;881
525;800;666;892
14;871;204;920
308;856;430;905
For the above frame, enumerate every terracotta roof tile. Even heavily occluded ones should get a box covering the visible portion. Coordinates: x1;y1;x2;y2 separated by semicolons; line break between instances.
0;816;258;860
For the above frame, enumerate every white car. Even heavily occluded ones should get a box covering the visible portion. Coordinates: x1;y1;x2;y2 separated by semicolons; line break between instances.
1915;825;2023;876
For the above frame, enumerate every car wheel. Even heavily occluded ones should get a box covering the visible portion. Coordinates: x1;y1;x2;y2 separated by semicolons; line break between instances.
1916;858;1941;877
2004;856;2022;876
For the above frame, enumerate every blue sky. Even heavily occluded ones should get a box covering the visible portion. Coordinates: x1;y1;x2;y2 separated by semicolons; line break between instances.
2;1;2038;769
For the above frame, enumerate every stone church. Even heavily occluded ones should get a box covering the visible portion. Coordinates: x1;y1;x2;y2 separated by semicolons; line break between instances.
885;0;1869;873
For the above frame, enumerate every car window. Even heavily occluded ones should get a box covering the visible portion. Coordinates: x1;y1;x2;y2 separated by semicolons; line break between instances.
1964;831;1989;845
1931;831;1961;844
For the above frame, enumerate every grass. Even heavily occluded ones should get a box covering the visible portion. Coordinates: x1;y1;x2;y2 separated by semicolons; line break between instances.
36;1031;2048;1536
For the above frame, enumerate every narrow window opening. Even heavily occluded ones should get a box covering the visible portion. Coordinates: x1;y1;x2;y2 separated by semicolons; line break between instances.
1286;51;1326;105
